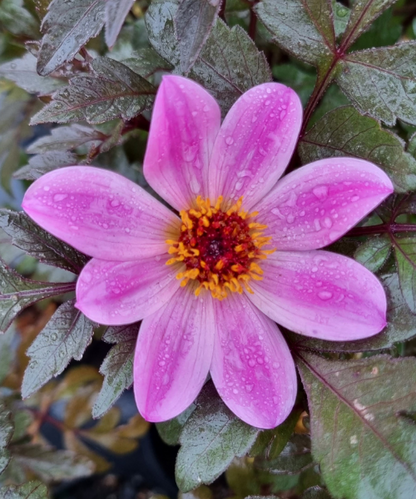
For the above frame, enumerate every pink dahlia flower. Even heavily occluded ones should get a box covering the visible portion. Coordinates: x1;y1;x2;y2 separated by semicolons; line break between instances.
23;76;393;429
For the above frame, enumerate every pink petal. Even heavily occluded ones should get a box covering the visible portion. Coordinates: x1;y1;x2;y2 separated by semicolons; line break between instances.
211;293;297;429
248;250;387;341
144;75;221;211
75;255;181;325
255;158;394;251
22;166;180;260
208;83;302;210
134;286;214;422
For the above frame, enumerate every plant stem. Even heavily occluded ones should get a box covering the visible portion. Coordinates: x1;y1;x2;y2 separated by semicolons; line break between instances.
346;223;416;237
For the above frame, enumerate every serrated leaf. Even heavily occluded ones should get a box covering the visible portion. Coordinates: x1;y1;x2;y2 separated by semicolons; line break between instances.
393;233;416;313
0;481;50;499
0;258;76;333
14;151;79;180
156;404;196;446
254;0;335;67
288;272;416;352
105;0;135;48
176;382;258;492
0;402;13;448
297;353;416;499
31;57;155;125
339;0;396;51
354;234;391;272
37;0;105;75
22;300;95;398
190;20;272;113
92;324;137;419
299;105;416;192
0;210;88;274
12;444;94;482
336;42;416;126
27;124;103;154
174;0;221;75
0;53;64;95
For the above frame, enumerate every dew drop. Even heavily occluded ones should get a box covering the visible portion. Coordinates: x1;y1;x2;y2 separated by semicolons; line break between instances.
225;136;234;145
318;291;333;300
313;185;328;199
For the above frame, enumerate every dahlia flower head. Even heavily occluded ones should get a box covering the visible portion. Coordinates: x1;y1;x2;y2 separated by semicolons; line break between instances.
23;76;393;429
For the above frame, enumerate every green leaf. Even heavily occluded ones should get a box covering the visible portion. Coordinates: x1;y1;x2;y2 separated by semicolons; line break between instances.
27;124;104;154
288;272;416;352
0;258;76;333
37;0;105;75
190;20;272;113
0;0;39;38
254;0;335;67
299;105;416;192
354;234;391;272
272;63;316;107
297;352;416;499
339;0;397;51
145;0;180;67
255;434;313;475
14;151;79;180
121;48;173;80
174;0;221;75
12;444;94;482
31;57;155;125
156;404;196;446
22;299;95;398
336;42;416;126
175;382;259;492
393;233;416;313
0;210;89;274
332;2;351;39
0;481;50;499
250;408;300;460
0;53;64;95
92;325;137;419
0;401;13;474
105;0;135;49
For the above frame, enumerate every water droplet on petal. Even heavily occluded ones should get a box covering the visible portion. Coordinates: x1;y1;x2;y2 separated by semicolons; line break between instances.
318;291;333;300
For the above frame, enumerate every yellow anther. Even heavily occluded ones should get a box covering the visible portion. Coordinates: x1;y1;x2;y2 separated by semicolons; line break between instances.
249;262;263;275
215;260;225;270
201;216;210;227
214;196;223;211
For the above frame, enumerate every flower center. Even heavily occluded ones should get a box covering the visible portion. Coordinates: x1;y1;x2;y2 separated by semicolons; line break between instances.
166;196;275;300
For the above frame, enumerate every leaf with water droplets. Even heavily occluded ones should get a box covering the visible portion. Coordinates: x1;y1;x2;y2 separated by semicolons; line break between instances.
27;124;104;154
92;324;137;419
254;0;335;67
0;53;64;95
175;382;258;492
0;481;50;499
333;2;351;39
297;352;416;499
288;272;416;352
0;329;15;385
37;0;105;76
22;299;95;398
190;20;272;114
336;42;416;126
105;0;135;48
122;48;173;80
0;210;89;274
299;106;416;192
156;404;196;446
301;486;332;499
0;258;76;332
174;0;221;75
339;0;397;50
354;235;391;273
11;444;94;482
14;151;79;180
393;234;416;314
31;57;155;125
